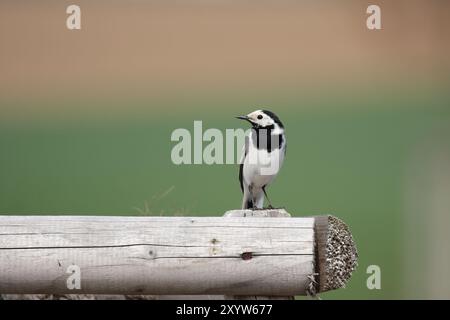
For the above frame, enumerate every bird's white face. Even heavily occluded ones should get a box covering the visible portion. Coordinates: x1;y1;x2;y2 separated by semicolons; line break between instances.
246;110;275;128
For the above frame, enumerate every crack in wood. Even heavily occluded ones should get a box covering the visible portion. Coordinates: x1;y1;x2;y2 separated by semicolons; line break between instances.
146;253;312;260
0;243;210;250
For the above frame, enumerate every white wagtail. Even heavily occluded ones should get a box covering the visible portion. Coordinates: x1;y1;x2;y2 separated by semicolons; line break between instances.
236;110;286;209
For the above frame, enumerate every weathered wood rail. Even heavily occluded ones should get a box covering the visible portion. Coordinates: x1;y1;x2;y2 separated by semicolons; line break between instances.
0;209;357;298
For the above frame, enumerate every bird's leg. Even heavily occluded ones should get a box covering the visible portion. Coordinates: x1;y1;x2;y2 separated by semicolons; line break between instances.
252;194;258;210
249;184;258;210
262;187;274;209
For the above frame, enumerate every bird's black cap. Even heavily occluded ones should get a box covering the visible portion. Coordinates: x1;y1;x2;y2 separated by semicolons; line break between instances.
261;110;284;128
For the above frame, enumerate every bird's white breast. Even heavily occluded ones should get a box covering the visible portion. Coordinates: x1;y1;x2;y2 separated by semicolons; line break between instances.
243;133;285;188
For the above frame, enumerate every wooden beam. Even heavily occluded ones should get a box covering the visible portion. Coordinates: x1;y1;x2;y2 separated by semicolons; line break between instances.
0;212;357;296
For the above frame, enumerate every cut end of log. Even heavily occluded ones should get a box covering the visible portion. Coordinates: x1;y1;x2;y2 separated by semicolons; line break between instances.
314;215;358;293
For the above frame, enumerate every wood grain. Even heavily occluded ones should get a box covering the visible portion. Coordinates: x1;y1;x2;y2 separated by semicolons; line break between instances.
0;215;315;296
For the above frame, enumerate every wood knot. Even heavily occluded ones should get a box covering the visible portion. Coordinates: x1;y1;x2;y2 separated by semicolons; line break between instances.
241;252;253;260
148;250;156;259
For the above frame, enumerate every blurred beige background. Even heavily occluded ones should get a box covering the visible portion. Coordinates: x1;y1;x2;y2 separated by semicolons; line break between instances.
1;0;449;118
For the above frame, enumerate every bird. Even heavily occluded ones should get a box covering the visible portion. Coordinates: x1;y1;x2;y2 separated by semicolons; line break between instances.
236;110;286;209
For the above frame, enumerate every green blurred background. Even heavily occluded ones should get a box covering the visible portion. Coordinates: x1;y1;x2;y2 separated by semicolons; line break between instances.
1;0;449;299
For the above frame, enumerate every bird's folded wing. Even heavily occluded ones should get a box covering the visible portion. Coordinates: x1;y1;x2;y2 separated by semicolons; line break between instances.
238;135;249;193
239;135;249;165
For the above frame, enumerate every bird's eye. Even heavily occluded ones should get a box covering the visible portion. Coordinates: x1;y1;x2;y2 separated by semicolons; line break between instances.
257;115;263;120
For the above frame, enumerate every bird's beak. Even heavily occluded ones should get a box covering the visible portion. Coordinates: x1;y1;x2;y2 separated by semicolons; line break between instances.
236;115;258;128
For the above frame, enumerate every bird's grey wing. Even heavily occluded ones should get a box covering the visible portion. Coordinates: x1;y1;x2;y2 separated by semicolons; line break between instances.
239;135;249;193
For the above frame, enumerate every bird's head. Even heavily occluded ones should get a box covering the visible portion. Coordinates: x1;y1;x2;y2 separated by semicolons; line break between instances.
236;110;284;131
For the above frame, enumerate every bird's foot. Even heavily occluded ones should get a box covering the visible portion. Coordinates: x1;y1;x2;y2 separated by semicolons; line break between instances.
249;206;285;211
250;206;266;211
264;206;286;210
